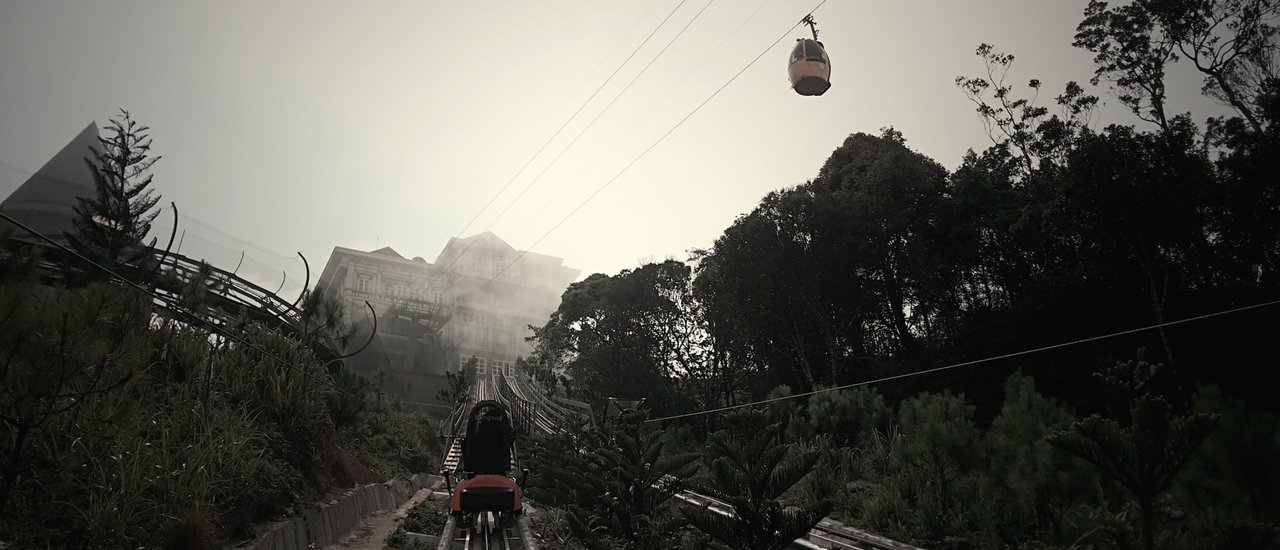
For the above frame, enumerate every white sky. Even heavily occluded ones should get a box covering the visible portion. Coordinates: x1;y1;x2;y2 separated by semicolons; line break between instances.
0;1;1230;297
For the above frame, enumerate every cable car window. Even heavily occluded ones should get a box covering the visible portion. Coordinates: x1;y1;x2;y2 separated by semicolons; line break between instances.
801;40;828;63
790;42;805;65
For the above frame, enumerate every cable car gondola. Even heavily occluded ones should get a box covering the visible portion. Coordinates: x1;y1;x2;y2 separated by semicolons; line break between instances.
788;15;831;96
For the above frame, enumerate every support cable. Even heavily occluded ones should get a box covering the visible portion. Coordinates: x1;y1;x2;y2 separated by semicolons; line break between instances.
483;0;830;286
484;0;720;229
441;0;695;273
645;297;1280;423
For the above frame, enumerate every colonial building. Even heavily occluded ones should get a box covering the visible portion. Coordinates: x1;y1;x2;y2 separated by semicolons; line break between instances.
315;232;579;380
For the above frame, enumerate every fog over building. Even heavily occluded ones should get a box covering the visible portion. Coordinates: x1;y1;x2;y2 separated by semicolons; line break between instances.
315;232;579;391
2;122;580;407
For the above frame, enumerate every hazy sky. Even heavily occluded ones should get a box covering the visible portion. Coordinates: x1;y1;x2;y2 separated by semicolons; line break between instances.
0;1;1229;297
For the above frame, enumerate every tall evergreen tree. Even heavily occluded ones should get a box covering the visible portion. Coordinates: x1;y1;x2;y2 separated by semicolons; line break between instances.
684;410;832;550
66;109;162;267
1048;362;1220;550
525;411;698;549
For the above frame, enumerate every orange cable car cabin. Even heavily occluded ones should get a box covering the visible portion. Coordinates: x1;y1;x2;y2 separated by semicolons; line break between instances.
789;15;831;96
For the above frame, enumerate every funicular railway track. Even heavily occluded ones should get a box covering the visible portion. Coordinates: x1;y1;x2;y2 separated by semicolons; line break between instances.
495;372;558;435
439;512;532;550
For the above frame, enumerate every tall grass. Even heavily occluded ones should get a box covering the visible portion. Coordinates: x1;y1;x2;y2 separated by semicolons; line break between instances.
0;281;434;548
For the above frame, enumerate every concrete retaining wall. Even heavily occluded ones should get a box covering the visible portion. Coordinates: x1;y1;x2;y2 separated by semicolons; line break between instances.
234;473;441;550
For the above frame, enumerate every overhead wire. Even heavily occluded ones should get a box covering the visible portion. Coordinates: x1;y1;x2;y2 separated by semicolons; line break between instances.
445;0;662;237
644;297;1280;423
173;212;299;263
439;0;695;273
484;0;830;285
482;0;720;229
521;0;779;227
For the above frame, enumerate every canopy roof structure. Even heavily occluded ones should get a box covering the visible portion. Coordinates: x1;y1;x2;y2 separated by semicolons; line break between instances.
0;122;100;239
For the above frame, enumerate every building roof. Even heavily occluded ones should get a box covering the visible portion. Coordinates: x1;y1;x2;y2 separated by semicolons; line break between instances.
316;233;580;295
0;122;100;238
315;245;439;296
434;231;515;263
370;246;405;259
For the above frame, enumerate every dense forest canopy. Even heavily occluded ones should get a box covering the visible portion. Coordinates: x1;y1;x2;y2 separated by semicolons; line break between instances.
526;1;1279;547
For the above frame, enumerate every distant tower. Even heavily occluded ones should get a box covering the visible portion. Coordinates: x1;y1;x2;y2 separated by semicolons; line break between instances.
0;122;100;240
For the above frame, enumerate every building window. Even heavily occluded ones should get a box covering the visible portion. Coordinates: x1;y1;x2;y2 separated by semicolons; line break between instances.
491;360;513;376
356;276;370;293
433;290;444;303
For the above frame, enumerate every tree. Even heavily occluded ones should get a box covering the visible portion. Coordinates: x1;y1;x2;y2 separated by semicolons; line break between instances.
893;391;982;541
985;372;1090;543
437;357;476;407
525;411;699;549
1075;0;1279;134
684;410;832;550
1075;0;1176;132
1051;121;1216;376
695;131;954;396
694;196;832;393
1048;362;1220;550
530;260;701;411
594;411;700;549
1152;0;1279;134
805;385;890;447
1175;384;1280;548
955;44;1099;178
0;281;150;519
66;109;162;268
809;131;950;358
297;286;354;350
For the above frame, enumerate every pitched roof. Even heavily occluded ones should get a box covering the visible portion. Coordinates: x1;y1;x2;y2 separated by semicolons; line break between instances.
370;246;405;259
0;122;100;238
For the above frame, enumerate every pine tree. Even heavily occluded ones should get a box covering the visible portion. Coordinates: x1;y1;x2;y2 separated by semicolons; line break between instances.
525;411;699;550
1048;361;1220;550
66;109;162;267
685;410;833;550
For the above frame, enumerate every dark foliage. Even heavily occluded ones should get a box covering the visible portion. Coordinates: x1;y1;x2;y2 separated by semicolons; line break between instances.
65;109;162;270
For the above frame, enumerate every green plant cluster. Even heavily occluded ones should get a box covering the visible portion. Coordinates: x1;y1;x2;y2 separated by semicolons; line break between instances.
0;273;435;548
524;410;832;550
524;412;702;550
335;379;434;481
520;2;1279;548
799;371;1279;550
384;497;448;550
520;367;1276;550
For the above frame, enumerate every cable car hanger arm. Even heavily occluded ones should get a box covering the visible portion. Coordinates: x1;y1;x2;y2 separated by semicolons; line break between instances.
801;14;819;41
